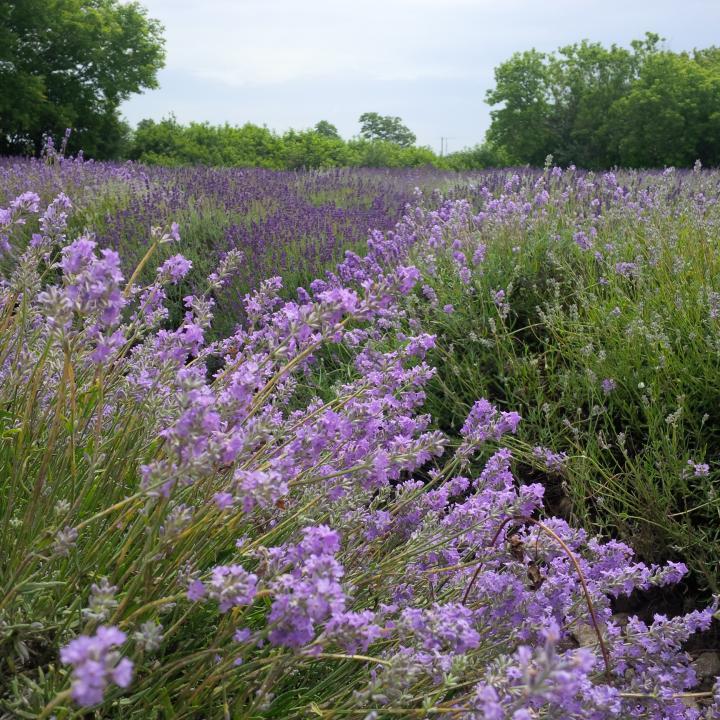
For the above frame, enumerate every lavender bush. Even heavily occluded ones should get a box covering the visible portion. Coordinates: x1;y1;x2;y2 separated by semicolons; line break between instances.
381;164;720;592
1;177;720;718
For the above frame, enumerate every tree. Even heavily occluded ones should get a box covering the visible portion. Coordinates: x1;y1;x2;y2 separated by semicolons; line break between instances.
485;49;555;167
282;129;348;168
543;37;656;167
313;120;341;140
0;0;165;158
358;112;416;147
607;50;720;167
485;34;673;168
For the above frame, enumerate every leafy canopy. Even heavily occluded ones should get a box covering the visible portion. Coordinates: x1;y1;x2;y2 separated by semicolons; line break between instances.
358;112;417;147
313;120;341;139
0;0;165;159
486;33;720;168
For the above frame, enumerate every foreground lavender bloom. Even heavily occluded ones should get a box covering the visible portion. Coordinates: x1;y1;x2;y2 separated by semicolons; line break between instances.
267;527;346;648
532;446;568;472
1;172;719;719
601;377;617;394
459;398;521;461
157;253;192;284
688;460;710;477
60;626;133;707
0;191;40;253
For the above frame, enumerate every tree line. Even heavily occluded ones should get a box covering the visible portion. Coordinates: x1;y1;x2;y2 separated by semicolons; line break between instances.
125;115;500;169
486;33;720;169
1;0;718;169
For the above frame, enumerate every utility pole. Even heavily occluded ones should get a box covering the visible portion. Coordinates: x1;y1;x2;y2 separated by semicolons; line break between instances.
440;137;454;156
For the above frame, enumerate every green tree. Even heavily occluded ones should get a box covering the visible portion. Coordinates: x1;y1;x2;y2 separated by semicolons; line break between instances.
485;49;555;166
608;50;720;167
282;129;348;168
313;120;341;140
485;34;670;168
0;0;165;158
358;112;416;147
544;36;659;167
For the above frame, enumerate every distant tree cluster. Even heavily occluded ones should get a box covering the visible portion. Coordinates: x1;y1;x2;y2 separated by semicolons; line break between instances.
486;33;720;168
127;113;512;170
358;112;416;146
127;115;449;169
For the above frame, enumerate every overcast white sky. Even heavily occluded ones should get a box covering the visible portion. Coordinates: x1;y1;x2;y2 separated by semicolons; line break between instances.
120;0;720;153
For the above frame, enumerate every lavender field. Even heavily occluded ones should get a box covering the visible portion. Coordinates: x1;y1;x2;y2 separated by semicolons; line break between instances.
0;158;457;337
2;157;720;719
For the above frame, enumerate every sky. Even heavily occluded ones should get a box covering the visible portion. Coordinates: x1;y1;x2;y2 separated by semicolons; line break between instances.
121;0;720;153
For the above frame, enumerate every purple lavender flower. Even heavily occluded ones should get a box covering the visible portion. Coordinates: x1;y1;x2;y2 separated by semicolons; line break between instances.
688;460;710;477
461;398;521;445
234;468;288;512
59;236;97;275
10;191;41;214
60;626;133;706
574;230;592;250
601;378;617;395
157;254;193;284
532;446;567;472
187;580;206;601
615;261;638;278
422;284;438;306
324;610;382;653
207;565;258;612
267;527;345;648
472;244;487;265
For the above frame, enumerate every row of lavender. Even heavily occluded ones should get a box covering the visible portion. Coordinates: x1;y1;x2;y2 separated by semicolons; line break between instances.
0;157;465;335
414;164;720;593
1;162;720;718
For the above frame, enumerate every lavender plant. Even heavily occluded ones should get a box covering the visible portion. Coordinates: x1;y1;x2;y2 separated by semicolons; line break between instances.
376;165;720;592
0;155;453;338
1;187;719;719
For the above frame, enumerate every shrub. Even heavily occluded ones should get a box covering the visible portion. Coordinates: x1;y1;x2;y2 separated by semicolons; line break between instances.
395;166;720;593
0;185;718;718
